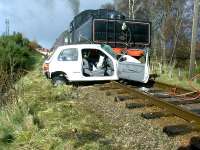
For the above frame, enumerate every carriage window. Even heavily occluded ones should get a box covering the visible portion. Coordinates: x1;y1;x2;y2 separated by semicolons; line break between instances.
58;48;78;61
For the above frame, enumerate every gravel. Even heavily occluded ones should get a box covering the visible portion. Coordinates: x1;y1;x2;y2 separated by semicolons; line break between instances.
78;85;199;150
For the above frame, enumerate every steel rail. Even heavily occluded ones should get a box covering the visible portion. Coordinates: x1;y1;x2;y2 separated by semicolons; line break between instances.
111;81;200;129
154;81;192;93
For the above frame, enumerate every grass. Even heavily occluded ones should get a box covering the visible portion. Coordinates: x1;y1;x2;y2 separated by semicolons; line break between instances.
2;55;198;149
151;63;200;91
0;56;113;150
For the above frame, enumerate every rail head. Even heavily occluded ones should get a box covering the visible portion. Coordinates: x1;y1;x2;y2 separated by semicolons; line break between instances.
111;81;200;129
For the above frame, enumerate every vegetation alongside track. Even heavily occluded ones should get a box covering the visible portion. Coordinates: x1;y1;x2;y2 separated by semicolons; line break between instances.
0;33;39;73
0;59;116;149
150;62;200;91
0;33;40;105
0;33;199;149
0;57;198;149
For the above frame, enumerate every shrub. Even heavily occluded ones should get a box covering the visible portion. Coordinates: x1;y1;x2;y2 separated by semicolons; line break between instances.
0;33;37;73
0;33;39;105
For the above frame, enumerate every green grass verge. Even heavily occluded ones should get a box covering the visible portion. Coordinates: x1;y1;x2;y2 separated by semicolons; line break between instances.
0;57;113;150
152;64;200;90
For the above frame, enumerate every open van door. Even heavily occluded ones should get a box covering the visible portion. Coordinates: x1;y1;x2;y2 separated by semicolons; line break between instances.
118;49;150;83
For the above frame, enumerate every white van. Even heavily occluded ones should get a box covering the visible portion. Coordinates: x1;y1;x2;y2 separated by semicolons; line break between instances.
43;44;150;85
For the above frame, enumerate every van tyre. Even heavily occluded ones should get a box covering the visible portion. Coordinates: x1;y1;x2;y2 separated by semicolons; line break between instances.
52;76;66;86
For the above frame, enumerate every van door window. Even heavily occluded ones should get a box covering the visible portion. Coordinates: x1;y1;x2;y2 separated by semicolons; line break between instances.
82;49;114;77
58;48;78;61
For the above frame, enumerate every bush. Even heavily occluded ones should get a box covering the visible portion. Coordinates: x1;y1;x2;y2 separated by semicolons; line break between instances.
0;33;40;105
0;33;37;73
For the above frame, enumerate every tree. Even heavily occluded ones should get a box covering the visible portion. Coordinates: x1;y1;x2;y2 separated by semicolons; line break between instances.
108;0;194;68
114;0;144;19
0;33;36;73
169;1;186;65
29;40;41;50
101;3;115;10
189;0;200;78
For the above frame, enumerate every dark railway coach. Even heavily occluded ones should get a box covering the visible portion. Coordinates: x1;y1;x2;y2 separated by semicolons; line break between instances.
68;9;151;53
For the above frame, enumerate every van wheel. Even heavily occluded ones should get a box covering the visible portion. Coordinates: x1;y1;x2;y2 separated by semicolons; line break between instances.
52;76;66;86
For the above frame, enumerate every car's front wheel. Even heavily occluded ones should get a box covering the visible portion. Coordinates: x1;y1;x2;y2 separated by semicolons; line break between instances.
52;76;66;86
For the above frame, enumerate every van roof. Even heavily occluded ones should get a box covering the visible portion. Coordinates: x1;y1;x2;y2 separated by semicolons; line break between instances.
57;44;102;50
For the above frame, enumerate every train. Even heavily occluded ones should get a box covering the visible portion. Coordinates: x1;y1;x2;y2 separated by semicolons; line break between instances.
66;9;151;58
49;9;151;83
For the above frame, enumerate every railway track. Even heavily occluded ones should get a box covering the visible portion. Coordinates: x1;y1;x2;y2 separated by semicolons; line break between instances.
98;80;200;137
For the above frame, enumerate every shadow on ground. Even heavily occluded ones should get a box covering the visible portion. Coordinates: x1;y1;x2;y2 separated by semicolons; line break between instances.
68;81;111;87
178;136;200;150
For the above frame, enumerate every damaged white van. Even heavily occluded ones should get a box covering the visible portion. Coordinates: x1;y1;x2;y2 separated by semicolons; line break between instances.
43;44;150;85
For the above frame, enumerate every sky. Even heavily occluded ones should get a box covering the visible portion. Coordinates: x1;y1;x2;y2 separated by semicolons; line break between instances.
0;0;113;48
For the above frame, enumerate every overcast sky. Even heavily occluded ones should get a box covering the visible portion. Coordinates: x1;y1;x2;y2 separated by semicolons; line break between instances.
0;0;113;48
